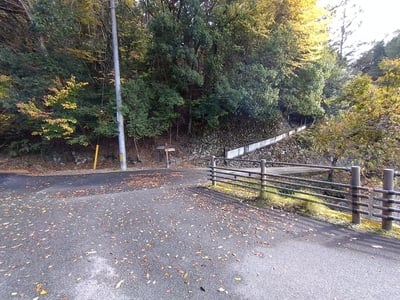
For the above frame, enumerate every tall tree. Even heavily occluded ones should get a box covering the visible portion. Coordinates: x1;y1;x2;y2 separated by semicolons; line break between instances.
0;0;335;152
254;0;330;120
310;59;400;173
321;0;363;61
385;32;400;59
353;33;400;79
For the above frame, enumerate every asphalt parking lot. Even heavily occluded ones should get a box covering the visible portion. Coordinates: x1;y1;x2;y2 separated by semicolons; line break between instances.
1;169;399;299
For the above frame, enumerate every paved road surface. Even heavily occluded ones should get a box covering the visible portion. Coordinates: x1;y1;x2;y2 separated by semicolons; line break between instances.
0;169;399;299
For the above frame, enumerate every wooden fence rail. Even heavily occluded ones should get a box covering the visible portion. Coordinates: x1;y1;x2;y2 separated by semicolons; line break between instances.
209;157;400;231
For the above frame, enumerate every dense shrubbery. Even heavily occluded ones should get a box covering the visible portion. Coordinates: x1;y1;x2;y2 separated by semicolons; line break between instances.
1;1;399;175
0;0;332;149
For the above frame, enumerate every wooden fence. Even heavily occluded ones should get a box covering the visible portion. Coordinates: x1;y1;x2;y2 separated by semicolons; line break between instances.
209;157;400;231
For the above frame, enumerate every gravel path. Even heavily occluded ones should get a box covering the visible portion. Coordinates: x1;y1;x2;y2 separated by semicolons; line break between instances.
0;169;399;299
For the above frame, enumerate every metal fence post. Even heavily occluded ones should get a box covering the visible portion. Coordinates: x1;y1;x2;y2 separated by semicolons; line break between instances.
382;169;394;230
259;159;267;199
211;156;216;186
351;166;361;224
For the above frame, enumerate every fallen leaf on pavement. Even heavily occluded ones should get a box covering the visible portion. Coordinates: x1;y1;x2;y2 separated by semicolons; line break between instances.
35;282;48;295
115;279;124;289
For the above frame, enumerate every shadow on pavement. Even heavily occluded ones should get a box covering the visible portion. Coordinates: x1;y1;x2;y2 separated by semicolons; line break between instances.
193;186;400;261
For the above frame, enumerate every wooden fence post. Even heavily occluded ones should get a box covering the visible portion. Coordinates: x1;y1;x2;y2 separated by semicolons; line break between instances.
211;156;216;186
382;169;394;230
351;166;361;224
165;145;170;168
259;159;267;199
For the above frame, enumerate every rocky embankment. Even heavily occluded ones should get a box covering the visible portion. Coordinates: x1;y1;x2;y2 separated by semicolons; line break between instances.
186;123;326;167
0;120;326;173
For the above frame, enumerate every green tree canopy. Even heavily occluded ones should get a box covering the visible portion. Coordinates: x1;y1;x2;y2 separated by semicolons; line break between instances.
0;0;334;153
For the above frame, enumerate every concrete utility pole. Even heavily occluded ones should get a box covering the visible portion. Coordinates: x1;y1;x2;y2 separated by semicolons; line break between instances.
110;0;127;171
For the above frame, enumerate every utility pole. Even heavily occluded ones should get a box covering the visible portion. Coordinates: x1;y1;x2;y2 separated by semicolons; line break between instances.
110;0;127;171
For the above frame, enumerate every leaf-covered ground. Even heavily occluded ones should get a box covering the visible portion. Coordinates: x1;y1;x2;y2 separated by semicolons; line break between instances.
1;169;399;299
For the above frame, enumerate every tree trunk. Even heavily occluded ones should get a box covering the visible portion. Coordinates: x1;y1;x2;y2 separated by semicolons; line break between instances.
187;100;192;135
38;34;48;55
133;138;141;162
328;156;339;182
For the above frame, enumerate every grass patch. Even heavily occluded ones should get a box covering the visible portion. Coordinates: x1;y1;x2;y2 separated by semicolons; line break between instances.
210;181;400;240
209;178;260;201
351;219;400;240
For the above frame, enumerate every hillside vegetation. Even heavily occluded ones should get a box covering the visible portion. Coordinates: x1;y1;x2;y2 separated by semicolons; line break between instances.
1;0;400;174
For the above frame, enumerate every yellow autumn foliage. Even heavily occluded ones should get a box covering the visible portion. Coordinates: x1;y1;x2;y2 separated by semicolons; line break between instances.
251;0;329;64
310;58;400;172
17;76;87;141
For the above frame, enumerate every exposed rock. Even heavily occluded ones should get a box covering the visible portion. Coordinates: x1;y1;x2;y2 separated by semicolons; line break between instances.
0;119;326;173
184;120;323;167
